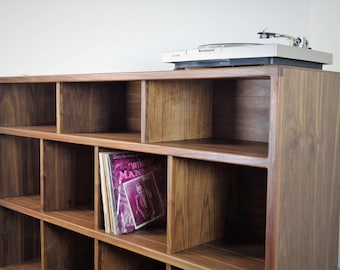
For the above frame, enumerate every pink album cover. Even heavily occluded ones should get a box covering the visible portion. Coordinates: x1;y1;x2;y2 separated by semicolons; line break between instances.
123;172;164;230
111;154;166;234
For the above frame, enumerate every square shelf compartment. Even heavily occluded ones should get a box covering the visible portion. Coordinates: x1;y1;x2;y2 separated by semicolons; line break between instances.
97;148;168;234
98;241;165;270
0;135;40;198
59;81;141;142
0;208;41;268
43;222;94;270
42;141;94;228
145;78;270;158
168;157;266;269
0;83;56;127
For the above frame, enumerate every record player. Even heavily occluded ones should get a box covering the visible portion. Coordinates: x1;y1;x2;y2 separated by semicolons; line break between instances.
162;30;333;70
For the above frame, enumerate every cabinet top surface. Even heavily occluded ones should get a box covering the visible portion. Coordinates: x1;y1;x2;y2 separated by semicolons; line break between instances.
0;65;289;83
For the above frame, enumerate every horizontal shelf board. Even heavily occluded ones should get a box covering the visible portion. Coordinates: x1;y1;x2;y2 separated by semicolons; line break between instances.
157;139;268;157
74;131;141;144
97;228;168;255
171;240;265;270
0;66;279;83
0;126;141;145
0;125;56;138
0;195;94;234
154;139;269;167
0;260;40;270
0;195;41;216
46;208;95;230
0;126;269;166
97;230;265;270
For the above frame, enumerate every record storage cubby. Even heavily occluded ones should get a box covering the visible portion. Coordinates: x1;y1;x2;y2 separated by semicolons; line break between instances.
0;66;339;270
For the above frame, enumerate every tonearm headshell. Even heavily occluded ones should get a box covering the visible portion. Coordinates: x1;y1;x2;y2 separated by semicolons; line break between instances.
257;28;310;49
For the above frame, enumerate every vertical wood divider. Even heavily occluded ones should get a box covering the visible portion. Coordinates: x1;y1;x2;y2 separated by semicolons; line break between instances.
94;146;102;231
56;82;61;134
94;239;99;270
141;80;147;144
40;220;45;270
40;139;46;270
265;72;280;270
40;138;45;211
338;222;340;269
166;156;173;253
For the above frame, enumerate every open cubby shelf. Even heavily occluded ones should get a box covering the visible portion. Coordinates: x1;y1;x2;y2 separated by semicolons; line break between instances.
1;66;339;270
0;260;41;270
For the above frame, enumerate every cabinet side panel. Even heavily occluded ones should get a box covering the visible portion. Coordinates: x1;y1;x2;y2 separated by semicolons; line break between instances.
145;80;212;143
276;68;340;269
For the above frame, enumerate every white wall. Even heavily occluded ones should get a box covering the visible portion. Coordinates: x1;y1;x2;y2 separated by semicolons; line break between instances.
309;0;340;71
0;0;323;76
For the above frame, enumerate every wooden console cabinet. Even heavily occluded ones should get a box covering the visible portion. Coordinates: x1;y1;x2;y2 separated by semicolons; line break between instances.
0;66;339;270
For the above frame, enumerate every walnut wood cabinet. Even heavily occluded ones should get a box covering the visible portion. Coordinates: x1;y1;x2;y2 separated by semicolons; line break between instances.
0;66;339;270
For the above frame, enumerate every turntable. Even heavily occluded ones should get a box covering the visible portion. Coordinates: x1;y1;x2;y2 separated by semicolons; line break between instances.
162;30;333;70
